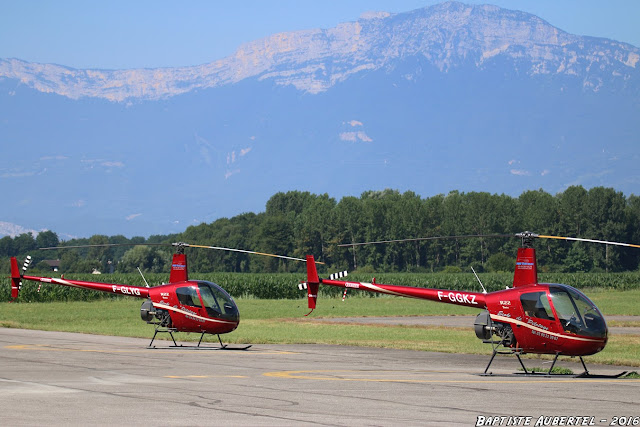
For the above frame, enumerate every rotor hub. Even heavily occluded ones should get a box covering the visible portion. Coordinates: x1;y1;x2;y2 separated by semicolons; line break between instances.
515;231;539;248
172;242;187;254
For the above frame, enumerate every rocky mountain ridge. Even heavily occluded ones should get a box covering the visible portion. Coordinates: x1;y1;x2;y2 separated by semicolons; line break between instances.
1;1;638;102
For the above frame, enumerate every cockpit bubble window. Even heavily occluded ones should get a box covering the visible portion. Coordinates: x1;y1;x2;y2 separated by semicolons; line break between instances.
520;291;555;321
549;284;607;338
197;282;239;321
176;286;202;307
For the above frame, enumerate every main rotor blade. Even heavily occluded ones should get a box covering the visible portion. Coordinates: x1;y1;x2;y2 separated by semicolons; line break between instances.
338;231;640;251
183;244;324;264
39;242;323;264
537;235;640;249
338;234;512;247
39;243;167;250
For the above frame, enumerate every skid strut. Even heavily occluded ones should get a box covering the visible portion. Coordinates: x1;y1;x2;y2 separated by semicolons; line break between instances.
148;327;178;348
147;327;252;350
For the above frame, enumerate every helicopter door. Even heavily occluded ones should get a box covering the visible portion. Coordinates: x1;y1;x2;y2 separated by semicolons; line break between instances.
520;291;555;321
517;291;559;352
176;286;202;309
174;285;208;329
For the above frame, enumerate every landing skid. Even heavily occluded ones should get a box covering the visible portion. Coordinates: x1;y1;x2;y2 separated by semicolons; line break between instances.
481;348;627;378
197;333;252;351
147;327;251;350
574;371;628;379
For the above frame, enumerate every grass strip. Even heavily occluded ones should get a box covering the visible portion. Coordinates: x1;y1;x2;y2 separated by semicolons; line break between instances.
1;292;639;367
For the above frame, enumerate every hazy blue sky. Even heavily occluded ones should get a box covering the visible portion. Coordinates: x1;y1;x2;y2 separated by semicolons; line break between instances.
2;1;639;70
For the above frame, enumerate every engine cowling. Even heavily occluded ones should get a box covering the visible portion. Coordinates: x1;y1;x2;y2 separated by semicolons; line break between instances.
474;310;493;340
140;299;155;322
474;310;517;347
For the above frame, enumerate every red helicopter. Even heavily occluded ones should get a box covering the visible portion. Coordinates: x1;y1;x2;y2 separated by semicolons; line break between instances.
300;232;639;376
9;242;313;349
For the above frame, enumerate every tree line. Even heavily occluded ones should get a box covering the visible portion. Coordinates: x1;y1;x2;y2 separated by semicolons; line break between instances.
2;186;639;274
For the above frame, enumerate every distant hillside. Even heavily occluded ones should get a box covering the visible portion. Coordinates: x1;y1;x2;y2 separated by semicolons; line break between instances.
1;1;638;237
0;222;44;238
1;1;637;102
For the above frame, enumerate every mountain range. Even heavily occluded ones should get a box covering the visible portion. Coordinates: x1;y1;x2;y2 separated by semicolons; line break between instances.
1;1;639;238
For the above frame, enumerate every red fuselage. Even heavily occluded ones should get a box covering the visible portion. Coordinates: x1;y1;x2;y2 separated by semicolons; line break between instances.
304;254;608;357
15;264;239;336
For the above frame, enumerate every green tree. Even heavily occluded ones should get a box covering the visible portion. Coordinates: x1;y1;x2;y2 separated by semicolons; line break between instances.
35;230;59;249
584;187;626;271
440;191;466;267
76;259;103;274
108;234;135;261
360;189;402;269
486;253;514;272
87;235;112;273
266;191;315;217
60;250;81;272
558;186;588;236
218;212;261;272
564;242;592;272
518;189;558;268
334;196;365;270
0;236;13;257
380;190;426;271
257;215;294;272
13;233;37;255
118;246;170;273
461;192;500;268
423;194;445;271
623;194;640;270
294;194;336;264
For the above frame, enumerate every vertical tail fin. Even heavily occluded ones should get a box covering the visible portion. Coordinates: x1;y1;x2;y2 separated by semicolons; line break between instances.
10;257;22;301
305;255;320;310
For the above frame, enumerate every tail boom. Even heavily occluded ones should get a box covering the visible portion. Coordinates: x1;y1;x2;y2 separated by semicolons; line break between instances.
323;278;487;308
21;275;151;298
304;255;486;309
8;257;150;300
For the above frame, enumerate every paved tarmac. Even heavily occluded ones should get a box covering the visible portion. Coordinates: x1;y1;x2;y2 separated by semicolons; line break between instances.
1;328;639;426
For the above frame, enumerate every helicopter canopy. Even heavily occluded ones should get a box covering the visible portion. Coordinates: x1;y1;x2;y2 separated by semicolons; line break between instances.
548;284;607;339
176;281;239;322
